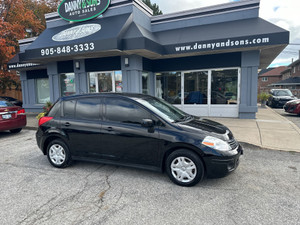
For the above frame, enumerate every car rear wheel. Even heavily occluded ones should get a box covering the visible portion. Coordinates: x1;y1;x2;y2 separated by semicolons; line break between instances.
10;128;22;133
47;139;72;168
166;150;204;187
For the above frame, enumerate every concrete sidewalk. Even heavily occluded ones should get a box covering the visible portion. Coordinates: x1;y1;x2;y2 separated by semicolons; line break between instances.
208;106;300;152
25;106;300;153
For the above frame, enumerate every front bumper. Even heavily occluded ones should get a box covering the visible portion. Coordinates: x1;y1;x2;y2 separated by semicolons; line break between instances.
203;144;243;178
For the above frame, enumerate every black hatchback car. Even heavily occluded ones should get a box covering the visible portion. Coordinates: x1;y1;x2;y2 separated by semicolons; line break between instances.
267;89;297;108
36;93;243;186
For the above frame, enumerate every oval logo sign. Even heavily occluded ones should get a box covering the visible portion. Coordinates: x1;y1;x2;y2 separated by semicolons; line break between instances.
52;24;101;42
58;0;110;22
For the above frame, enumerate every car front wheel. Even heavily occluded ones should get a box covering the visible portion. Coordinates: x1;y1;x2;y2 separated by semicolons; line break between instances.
166;150;204;187
47;139;72;168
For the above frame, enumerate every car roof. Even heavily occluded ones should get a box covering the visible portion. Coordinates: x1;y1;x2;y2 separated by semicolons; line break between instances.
60;93;154;101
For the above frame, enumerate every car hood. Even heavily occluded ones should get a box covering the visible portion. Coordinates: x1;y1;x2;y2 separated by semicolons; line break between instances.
275;96;296;100
177;117;233;140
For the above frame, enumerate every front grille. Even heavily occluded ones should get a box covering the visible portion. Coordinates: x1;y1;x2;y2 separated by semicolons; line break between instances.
228;138;239;150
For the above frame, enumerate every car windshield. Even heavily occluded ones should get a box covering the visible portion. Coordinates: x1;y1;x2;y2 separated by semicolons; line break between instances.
274;90;293;96
136;97;191;123
0;100;14;107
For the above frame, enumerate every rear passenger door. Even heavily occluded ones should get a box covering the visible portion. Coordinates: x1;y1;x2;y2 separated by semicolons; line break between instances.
100;97;160;168
60;97;102;157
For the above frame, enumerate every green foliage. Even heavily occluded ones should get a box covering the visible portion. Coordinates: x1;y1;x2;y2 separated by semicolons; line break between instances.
257;92;271;102
142;0;163;15
36;101;53;120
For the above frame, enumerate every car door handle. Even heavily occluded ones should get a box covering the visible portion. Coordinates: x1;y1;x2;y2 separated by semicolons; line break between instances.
64;122;71;127
105;127;114;132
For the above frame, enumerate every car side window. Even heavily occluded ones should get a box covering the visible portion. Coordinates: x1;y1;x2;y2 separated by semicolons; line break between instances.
63;100;76;119
48;101;61;118
105;98;151;125
75;98;101;121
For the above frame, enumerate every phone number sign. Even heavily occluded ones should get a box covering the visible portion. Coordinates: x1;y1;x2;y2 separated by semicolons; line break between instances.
40;42;95;57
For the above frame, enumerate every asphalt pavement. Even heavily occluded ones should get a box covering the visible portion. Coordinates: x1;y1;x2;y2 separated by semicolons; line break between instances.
0;130;299;225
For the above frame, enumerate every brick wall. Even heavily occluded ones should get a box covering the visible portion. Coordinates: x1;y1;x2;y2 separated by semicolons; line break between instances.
291;63;300;78
1;88;22;101
258;76;282;93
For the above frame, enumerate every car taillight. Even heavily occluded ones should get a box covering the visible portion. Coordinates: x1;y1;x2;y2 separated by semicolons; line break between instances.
17;109;26;115
39;116;53;126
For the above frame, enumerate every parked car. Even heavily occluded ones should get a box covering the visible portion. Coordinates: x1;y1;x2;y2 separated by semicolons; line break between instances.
267;89;297;108
0;98;26;133
0;96;23;107
36;93;243;187
284;99;300;116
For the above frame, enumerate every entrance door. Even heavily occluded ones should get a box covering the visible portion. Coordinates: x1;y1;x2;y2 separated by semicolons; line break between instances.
182;71;209;116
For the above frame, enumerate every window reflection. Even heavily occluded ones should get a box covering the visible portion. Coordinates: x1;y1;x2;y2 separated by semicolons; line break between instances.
88;71;122;93
184;71;208;104
142;72;150;95
211;69;238;104
156;72;181;104
60;73;76;97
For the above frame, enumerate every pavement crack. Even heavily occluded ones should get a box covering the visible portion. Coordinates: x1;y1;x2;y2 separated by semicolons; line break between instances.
256;121;263;146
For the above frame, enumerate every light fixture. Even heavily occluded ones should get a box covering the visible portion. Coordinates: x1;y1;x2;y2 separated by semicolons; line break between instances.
124;57;129;67
75;61;80;70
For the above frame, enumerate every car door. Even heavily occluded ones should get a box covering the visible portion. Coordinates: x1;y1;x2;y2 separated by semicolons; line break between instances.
60;97;102;157
99;97;160;168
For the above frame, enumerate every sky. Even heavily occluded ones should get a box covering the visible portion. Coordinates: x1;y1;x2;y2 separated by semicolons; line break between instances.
151;0;300;68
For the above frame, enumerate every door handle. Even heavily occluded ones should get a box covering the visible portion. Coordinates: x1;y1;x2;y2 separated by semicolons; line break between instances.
105;127;114;132
64;122;71;127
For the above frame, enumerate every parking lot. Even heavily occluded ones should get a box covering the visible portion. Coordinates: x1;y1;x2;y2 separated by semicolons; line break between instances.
0;130;299;225
273;108;300;129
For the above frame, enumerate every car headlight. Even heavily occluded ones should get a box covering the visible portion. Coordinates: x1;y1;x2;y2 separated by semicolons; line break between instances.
202;136;231;151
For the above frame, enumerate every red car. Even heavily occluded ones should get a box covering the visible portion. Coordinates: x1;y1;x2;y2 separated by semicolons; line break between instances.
284;99;300;116
0;98;27;133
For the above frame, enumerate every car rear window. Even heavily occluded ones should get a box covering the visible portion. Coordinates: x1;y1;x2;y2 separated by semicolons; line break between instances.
0;100;14;107
48;101;61;117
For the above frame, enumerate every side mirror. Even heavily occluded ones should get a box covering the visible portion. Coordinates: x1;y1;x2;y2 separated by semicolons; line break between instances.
141;119;154;128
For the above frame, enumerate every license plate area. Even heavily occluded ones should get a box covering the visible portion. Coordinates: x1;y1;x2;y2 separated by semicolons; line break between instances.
2;114;12;119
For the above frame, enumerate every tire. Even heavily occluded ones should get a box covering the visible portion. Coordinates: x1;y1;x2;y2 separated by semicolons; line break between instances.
10;128;22;133
165;149;204;187
47;139;72;168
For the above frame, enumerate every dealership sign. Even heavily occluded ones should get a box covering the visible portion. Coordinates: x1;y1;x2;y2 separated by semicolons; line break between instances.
52;24;101;41
58;0;110;22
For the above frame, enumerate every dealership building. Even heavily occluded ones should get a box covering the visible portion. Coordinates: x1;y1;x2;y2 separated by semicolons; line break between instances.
8;0;289;118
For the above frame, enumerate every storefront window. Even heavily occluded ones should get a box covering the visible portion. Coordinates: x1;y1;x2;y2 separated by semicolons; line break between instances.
142;72;150;95
115;71;123;93
88;71;122;93
156;72;181;104
36;78;50;104
211;69;238;104
184;71;208;104
60;73;76;97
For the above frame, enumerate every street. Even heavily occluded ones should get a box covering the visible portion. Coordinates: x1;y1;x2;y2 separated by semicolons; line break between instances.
0;130;299;225
273;108;300;129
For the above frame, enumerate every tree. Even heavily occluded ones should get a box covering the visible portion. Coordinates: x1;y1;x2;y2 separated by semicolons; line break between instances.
142;0;162;15
0;0;58;93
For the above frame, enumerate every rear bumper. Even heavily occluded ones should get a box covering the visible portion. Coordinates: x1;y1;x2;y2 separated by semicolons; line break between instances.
0;116;27;131
203;145;243;178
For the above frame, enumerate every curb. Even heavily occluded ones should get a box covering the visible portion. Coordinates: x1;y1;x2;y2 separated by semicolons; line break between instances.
266;105;300;135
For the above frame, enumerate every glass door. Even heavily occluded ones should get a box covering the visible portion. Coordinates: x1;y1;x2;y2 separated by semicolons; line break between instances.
183;71;209;116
